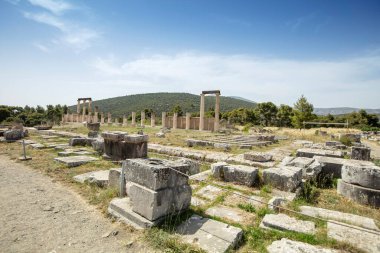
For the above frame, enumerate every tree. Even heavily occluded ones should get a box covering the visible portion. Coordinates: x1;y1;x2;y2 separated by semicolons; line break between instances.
292;95;314;129
171;105;183;116
255;102;278;126
0;107;11;123
276;105;293;127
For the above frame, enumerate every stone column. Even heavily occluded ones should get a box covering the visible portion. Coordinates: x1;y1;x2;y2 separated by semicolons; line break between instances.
88;100;92;113
131;112;136;126
151;114;156;127
162;112;166;128
123;115;127;126
94;112;98;123
141;111;145;127
77;100;80;114
107;113;112;124
186;113;191;130
100;113;104;124
115;117;119;124
199;94;205;131
214;93;220;131
173;113;178;129
82;106;86;122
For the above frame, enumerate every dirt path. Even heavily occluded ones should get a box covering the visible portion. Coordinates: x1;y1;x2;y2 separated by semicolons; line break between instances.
0;155;152;253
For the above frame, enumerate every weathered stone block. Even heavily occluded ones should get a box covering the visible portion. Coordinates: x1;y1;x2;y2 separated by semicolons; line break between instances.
267;238;340;253
91;138;104;154
337;179;380;207
342;163;380;190
127;182;191;221
351;146;371;161
176;215;243;253
87;122;100;131
102;131;148;160
54;155;98;167
124;158;190;191
196;185;223;201
314;156;346;178
4;129;25;141
212;163;259;186
327;221;380;253
69;137;93;146
262;166;302;192
296;148;343;158
260;213;316;234
176;158;200;175
244;151;273;162
108;168;122;188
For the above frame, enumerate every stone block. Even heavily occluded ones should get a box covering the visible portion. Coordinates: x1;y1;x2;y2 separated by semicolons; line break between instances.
262;166;302;192
244;151;273;162
69;137;93;147
108;197;162;229
341;163;380;190
155;132;165;138
87;122;100;131
127;182;191;221
286;157;314;168
325;141;342;147
268;197;287;211
91;138;104;154
337;179;380;208
212;163;259;186
327;221;380;253
191;196;207;207
73;170;109;187
176;158;200;175
260;213;316;235
223;193;265;209
124;158;190;191
102;131;148;160
296;148;343;158
189;170;211;182
351;146;371;161
313;156;347;178
267;238;340;253
108;168;122;188
4;129;25;141
54;155;98;167
176;215;243;253
300;206;379;231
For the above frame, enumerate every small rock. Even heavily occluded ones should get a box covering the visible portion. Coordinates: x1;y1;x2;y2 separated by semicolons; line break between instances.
42;205;54;211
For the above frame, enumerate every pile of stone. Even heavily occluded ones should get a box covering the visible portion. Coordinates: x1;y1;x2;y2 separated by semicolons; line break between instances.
102;131;148;160
337;162;380;207
109;158;192;228
211;162;259;187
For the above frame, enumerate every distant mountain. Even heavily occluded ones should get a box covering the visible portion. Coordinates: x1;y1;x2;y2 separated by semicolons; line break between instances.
313;107;380;116
229;96;256;103
69;92;257;117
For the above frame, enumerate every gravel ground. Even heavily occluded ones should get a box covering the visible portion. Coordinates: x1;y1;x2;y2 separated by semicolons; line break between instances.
0;155;152;253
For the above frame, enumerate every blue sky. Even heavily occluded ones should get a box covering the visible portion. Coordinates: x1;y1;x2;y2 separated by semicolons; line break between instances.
1;0;379;108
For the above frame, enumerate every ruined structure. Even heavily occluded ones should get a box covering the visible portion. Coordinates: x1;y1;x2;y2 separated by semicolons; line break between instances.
200;90;220;131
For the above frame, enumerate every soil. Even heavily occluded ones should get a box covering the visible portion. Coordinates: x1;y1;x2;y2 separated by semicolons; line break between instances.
0;155;153;253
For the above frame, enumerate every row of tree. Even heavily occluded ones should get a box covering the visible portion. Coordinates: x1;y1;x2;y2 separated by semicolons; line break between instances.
0;105;68;126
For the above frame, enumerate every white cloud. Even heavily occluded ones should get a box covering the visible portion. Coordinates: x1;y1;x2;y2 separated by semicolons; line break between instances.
33;42;51;52
91;52;380;108
27;0;72;15
24;12;66;31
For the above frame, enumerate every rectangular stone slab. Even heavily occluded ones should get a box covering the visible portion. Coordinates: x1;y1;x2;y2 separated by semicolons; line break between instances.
296;148;343;158
260;213;316;235
267;238;340;253
54;156;98;167
327;221;380;253
300;206;379;231
176;215;243;253
205;205;254;223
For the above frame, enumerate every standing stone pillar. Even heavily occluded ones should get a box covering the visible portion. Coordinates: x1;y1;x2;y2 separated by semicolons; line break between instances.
100;113;104;124
186;113;191;130
199;94;205;131
131;112;136;126
115;117;119;124
173;113;178;129
123;115;128;126
82;106;86;122
88;100;92;113
108;113;112;124
151;114;156;127
77;100;80;114
214;93;220;131
94;112;98;123
141;111;145;127
162;112;166;128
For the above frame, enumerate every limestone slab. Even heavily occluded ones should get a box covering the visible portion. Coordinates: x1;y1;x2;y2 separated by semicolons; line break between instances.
267;238;340;253
54;155;98;167
205;205;253;223
260;213;316;235
191;196;207;207
300;206;379;231
337;179;380;207
73;170;109;187
244;151;273;162
341;163;380;190
211;163;259;187
196;185;223;201
327;221;380;253
108;168;122;188
296;148;343;158
30;143;46;149
176;214;243;253
189;170;211;182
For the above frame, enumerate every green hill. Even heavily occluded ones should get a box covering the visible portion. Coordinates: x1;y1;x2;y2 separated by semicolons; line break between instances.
69;92;256;117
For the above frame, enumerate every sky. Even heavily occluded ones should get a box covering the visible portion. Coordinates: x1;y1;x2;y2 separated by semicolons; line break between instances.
0;0;380;108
